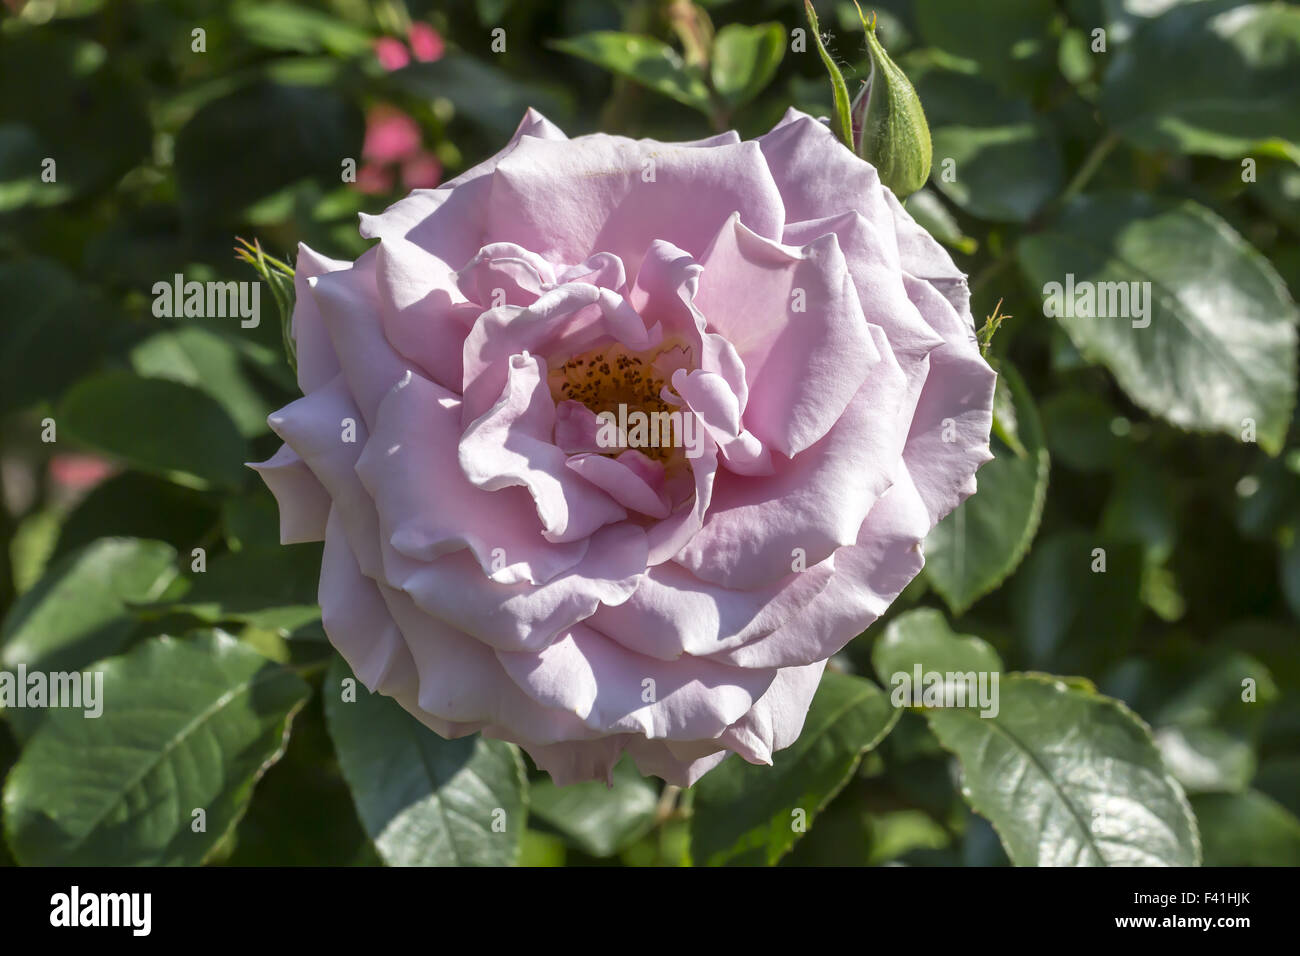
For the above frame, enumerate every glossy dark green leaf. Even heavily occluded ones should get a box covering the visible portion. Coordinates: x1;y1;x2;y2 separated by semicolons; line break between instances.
927;674;1201;866
528;757;657;857
3;632;309;865
913;0;1058;92
324;658;527;866
689;671;899;866
1192;789;1300;866
58;371;250;490
0;260;118;414
1;538;177;677
130;327;274;438
53;473;219;561
1011;532;1144;674
1019;193;1299;454
550;32;712;112
218;694;375;866
925;365;1049;613
914;67;1063;222
139;545;324;633
905;188;977;253
711;22;784;108
872;608;1005;688
1102;0;1300;162
1105;648;1279;794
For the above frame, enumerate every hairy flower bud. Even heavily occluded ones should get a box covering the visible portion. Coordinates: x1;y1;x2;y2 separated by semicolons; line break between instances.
851;15;932;199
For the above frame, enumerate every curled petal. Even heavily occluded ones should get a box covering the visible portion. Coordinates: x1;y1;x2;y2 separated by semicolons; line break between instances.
459;353;627;542
246;444;330;544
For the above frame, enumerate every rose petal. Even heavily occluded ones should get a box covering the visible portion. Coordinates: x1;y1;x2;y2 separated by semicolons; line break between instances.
247;444;330;544
486;133;785;278
356;368;589;585
496;623;775;738
459;353;627;542
694;213;875;457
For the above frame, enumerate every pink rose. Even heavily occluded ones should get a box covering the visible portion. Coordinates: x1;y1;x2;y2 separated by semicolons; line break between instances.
252;109;995;786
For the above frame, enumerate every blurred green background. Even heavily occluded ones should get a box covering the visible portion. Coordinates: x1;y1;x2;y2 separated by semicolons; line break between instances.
1;0;1298;867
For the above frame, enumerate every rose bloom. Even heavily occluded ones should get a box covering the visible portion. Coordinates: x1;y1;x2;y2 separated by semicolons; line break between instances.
253;109;995;786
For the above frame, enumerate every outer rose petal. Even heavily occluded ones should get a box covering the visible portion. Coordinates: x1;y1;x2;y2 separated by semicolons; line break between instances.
247;444;330;544
496;623;775;738
291;244;349;393
485;134;786;277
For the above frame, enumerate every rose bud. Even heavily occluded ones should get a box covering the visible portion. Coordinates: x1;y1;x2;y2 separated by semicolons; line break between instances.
851;11;932;199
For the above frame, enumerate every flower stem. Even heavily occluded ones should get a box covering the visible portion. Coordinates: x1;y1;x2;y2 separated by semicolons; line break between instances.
1059;131;1120;204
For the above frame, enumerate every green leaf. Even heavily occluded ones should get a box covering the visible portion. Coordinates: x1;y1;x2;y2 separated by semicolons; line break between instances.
0;259;118;414
1040;390;1125;472
388;51;570;138
1019;193;1299;455
130;326;274;438
689;671;899;866
2;632;309;865
925;365;1049;613
52;473;219;561
229;0;374;56
0;31;149;206
1011;532;1145;674
550;32;712;113
324;657;527;866
1;538;177;678
873;608;1005;686
1282;528;1300;621
904;188;977;254
218;695;375;866
174;82;363;221
913;0;1058;93
1106;648;1279;794
926;674;1201;866
914;67;1063;223
1192;790;1300;866
710;22;784;109
138;545;324;633
1102;1;1300;163
58;371;251;491
528;757;658;858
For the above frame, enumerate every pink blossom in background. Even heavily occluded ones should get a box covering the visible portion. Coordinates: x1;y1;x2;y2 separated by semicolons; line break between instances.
355;104;441;195
407;22;445;62
372;36;410;72
362;105;422;164
49;454;114;494
374;22;444;72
